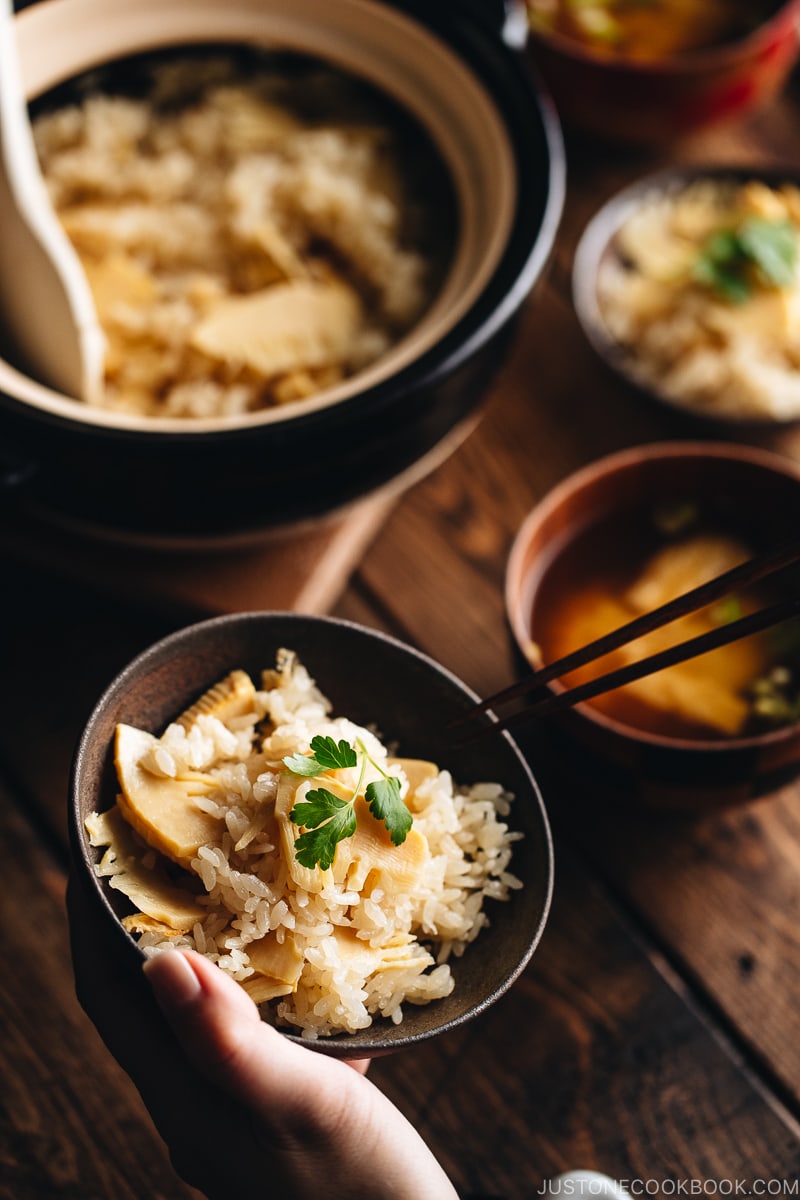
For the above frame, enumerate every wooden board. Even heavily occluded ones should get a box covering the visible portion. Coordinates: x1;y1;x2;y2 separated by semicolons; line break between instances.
347;301;800;1130
6;61;800;1200
0;779;201;1200
4;616;800;1199
336;87;800;1153
0;492;394;616
371;850;800;1196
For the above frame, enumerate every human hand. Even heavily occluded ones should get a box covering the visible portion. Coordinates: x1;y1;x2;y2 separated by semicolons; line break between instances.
68;872;458;1200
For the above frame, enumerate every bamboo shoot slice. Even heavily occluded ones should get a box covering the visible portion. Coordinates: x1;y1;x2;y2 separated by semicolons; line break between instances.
274;774;331;893
175;669;256;732
109;862;206;931
277;774;428;891
190;279;361;375
332;927;432;977
121;915;183;937
87;802;207;931
337;799;428;891
85;803;146;871
115;723;223;867
241;931;303;1002
388;758;438;806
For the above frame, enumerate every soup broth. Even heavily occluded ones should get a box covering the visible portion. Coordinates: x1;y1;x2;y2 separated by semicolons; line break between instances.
527;0;778;60
531;503;800;741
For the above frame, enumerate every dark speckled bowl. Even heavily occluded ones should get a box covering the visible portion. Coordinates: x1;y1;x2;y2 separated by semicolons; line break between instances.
69;612;553;1057
572;164;800;429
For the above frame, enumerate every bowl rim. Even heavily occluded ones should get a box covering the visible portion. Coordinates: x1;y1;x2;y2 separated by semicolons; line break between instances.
3;0;565;444
69;609;555;1056
572;162;800;429
527;0;800;76
505;439;800;756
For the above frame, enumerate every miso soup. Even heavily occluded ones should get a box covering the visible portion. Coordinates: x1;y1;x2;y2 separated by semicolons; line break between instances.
531;502;800;742
527;0;779;61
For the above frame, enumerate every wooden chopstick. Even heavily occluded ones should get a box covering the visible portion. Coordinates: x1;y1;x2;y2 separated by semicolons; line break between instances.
475;594;800;741
452;534;800;741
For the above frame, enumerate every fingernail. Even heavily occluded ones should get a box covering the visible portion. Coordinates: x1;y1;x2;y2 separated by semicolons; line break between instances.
143;950;202;1011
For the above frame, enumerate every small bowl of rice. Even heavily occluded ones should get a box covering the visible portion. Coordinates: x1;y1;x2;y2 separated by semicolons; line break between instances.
69;612;553;1056
573;164;800;426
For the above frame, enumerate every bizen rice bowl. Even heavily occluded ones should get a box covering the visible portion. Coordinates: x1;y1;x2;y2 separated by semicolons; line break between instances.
86;650;523;1038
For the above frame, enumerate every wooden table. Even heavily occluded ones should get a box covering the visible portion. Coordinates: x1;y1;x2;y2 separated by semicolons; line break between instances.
3;66;800;1200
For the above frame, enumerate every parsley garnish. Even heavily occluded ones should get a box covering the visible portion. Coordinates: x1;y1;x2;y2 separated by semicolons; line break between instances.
710;595;744;626
283;735;357;776
291;789;358;870
692;217;798;304
283;735;412;869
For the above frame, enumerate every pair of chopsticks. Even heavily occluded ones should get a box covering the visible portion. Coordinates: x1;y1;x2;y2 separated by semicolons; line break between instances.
454;535;800;742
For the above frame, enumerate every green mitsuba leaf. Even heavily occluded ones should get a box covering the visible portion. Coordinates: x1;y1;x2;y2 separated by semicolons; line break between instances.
293;804;358;871
308;735;358;771
284;735;413;868
738;217;798;289
365;776;412;846
290;786;350;829
283;751;324;776
691;217;798;304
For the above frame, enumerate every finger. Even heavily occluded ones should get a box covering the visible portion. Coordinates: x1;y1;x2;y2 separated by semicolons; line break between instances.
144;949;459;1200
344;1057;370;1075
67;875;255;1193
143;949;361;1136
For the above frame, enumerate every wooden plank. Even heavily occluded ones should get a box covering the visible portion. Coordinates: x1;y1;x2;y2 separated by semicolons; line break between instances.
3;725;798;1200
347;92;800;1115
0;495;389;847
3;79;800;1200
358;476;516;695
369;850;800;1198
0;561;178;847
3;535;800;1197
549;769;800;1110
353;371;800;1115
0;491;393;618
0;781;199;1200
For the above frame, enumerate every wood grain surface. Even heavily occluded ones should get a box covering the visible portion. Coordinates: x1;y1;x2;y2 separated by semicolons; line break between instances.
0;779;201;1200
3;57;800;1200
0;493;395;618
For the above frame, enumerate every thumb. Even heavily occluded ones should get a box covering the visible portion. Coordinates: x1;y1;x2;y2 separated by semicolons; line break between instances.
143;949;365;1130
143;949;459;1200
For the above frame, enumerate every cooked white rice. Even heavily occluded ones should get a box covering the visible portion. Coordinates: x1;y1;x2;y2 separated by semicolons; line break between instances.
34;56;436;418
87;650;522;1038
597;178;800;420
